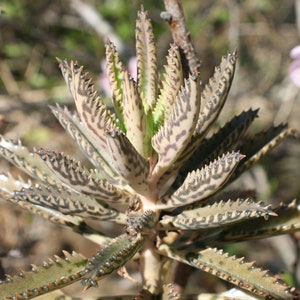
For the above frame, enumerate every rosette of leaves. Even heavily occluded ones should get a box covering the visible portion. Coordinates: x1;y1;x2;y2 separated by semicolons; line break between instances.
0;7;299;300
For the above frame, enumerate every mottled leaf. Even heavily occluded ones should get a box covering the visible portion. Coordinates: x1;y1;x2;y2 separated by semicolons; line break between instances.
158;245;298;300
105;39;125;131
57;59;117;162
195;50;237;135
13;182;127;224
160;152;244;209
36;149;132;207
231;125;298;181
122;70;147;157
151;75;201;181
136;7;158;109
160;198;275;230
106;129;149;196
154;44;183;128
0;251;87;299
50;105;124;186
82;232;145;291
0;136;56;184
207;198;300;245
172;109;259;191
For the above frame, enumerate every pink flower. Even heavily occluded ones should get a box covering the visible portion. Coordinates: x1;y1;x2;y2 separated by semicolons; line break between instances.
289;45;300;87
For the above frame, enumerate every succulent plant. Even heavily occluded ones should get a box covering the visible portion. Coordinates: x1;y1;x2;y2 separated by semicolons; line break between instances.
0;6;299;300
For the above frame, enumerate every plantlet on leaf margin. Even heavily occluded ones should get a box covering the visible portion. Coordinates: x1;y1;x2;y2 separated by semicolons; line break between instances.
0;5;299;300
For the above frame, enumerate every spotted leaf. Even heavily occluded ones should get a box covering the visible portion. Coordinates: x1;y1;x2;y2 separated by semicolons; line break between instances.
160;152;244;209
36;149;132;208
106;130;149;196
160;198;275;230
158;245;298;300
151;75;201;181
0;251;87;299
136;7;158;109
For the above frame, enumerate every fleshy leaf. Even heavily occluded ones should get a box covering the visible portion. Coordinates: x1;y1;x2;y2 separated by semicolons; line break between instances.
160;198;275;230
231;125;298;181
36;149;132;207
166;109;259;193
160;152;244;209
207;198;300;244
0;251;87;299
195;50;237;135
0;136;56;184
50;105;124;186
57;59;117;162
151;75;201;181
158;245;298;300
122;70;147;157
136;7;158;109
13;182;127;224
81;209;153;291
154;44;183;128
105;40;125;131
106;130;149;196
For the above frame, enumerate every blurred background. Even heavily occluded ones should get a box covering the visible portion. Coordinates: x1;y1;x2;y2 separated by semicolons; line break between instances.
0;0;300;297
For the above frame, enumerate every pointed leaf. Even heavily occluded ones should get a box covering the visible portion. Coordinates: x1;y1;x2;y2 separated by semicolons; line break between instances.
151;75;201;181
160;198;275;230
172;109;259;190
50;105;124;186
36;149;132;207
0;136;56;184
0;173;100;235
160;152;244;209
13;182;127;224
105;39;126;131
57;59;117;162
195;50;237;135
231;125;298;181
158;245;298;300
82;232;145;291
154;44;183;127
0;251;87;299
122;70;147;156
207;198;300;244
106;130;149;196
136;8;158;109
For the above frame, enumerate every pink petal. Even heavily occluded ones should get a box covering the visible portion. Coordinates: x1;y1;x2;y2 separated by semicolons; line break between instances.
290;45;300;60
289;59;300;87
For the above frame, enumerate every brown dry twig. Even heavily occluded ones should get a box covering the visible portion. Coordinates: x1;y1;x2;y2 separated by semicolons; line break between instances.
162;0;201;76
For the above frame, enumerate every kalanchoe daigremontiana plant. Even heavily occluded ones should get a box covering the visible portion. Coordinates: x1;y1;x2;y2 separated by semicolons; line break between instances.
0;7;300;300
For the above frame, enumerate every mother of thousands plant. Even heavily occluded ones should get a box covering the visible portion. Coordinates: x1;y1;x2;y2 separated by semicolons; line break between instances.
0;5;299;300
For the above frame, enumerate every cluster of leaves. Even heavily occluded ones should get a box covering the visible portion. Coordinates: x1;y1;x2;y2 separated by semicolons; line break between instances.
0;4;299;300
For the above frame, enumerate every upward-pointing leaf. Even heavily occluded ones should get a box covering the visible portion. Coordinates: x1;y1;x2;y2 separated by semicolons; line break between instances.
106;130;149;196
50;105;123;186
195;50;237;135
105;40;126;132
151;75;201;181
153;44;183;128
122;70;147;157
57;59;117;164
136;7;158;110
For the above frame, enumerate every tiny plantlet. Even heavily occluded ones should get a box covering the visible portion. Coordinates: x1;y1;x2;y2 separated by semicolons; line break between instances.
0;4;299;300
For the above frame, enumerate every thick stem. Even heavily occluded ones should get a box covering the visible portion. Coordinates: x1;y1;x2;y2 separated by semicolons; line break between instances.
162;0;201;76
